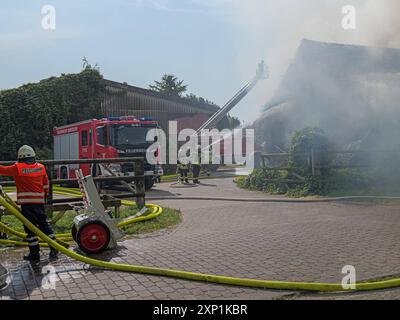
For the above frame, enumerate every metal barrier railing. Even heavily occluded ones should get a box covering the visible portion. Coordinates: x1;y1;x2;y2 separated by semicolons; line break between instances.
0;157;146;213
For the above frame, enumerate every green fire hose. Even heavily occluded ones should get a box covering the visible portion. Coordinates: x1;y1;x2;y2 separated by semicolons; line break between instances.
1;189;400;293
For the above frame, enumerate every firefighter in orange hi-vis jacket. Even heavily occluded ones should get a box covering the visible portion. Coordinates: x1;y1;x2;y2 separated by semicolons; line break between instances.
0;145;58;261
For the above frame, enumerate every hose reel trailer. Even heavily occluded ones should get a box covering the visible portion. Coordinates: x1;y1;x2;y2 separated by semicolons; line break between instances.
71;169;124;254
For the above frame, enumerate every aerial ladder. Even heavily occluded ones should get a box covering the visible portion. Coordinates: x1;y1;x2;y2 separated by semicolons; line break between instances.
195;60;268;135
191;61;268;172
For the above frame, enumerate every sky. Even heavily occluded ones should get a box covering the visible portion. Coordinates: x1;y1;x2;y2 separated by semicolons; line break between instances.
0;0;398;125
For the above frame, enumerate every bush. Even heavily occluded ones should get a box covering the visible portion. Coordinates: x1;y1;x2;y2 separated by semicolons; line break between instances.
289;126;333;176
0;67;104;160
323;168;372;196
286;176;329;197
238;126;390;197
237;168;372;197
236;168;288;194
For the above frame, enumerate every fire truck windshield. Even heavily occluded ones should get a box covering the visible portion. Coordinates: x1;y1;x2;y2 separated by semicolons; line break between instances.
110;125;154;147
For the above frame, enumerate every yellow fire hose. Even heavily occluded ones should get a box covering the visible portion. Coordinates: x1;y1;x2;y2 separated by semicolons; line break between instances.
2;189;400;293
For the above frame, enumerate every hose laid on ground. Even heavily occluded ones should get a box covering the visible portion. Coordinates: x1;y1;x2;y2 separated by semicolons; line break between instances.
2;191;400;292
147;195;400;202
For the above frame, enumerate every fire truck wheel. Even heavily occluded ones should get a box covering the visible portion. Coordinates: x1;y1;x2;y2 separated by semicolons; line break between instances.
60;166;68;179
59;166;76;187
91;164;102;177
76;221;110;254
144;177;154;190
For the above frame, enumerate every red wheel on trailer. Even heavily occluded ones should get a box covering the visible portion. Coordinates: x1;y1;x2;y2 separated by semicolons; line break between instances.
76;221;110;254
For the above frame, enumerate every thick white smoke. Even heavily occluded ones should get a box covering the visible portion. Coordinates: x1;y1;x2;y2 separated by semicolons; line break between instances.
222;0;400;121
358;0;400;48
230;0;400;181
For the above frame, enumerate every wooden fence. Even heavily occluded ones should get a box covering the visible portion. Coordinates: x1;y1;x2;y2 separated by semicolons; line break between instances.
260;149;373;183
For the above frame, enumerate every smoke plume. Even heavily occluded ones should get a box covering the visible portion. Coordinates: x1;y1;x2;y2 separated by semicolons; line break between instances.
229;0;400;191
224;0;400;122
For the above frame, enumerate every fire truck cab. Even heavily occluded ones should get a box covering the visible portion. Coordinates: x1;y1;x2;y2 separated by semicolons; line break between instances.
53;116;163;190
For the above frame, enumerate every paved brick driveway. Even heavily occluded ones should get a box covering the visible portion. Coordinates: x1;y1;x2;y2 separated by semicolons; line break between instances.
1;177;400;300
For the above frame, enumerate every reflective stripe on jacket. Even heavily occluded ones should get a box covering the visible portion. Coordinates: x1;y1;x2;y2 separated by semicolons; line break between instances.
0;162;49;205
177;163;189;170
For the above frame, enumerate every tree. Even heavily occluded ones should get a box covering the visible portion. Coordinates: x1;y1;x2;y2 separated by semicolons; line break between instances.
149;74;187;97
217;114;241;130
184;94;240;129
149;74;242;130
184;93;217;106
82;56;99;71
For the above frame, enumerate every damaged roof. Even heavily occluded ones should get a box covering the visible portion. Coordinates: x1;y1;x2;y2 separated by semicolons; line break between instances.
264;39;400;111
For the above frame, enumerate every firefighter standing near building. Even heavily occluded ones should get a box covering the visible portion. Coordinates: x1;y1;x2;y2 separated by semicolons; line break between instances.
177;161;189;183
0;145;58;261
191;145;202;184
177;148;189;183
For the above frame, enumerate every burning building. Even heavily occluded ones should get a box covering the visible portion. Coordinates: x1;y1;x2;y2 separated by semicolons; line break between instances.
253;39;400;153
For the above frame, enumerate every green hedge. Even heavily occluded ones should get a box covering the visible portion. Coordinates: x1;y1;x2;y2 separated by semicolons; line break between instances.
0;67;104;160
236;167;373;197
235;168;289;194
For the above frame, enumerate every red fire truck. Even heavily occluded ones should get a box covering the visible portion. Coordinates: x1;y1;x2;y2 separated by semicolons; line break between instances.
53;116;163;190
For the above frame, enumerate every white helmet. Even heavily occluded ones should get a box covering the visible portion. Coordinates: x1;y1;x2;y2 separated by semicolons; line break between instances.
17;145;36;159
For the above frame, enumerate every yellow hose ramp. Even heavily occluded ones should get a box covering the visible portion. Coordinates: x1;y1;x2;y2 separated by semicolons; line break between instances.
1;190;400;292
